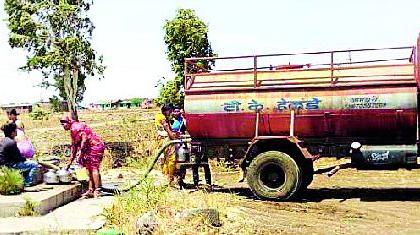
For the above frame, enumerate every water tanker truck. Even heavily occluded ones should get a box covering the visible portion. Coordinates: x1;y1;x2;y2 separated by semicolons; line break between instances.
181;34;420;200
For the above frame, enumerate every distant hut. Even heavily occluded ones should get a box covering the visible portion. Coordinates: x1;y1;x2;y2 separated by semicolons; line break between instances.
1;103;33;114
141;99;154;109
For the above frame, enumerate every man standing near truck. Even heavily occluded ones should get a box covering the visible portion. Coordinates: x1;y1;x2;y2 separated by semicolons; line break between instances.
171;106;186;134
171;106;188;188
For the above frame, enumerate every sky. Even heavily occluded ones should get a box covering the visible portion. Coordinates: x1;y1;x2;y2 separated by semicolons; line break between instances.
1;0;420;105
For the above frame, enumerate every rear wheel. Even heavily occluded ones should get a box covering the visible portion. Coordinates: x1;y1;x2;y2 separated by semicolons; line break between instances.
246;151;302;200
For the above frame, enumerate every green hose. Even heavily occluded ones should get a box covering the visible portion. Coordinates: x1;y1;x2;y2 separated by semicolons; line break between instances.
102;139;190;194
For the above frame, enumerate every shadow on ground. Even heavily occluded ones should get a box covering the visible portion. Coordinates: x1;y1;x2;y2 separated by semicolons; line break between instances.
212;186;420;202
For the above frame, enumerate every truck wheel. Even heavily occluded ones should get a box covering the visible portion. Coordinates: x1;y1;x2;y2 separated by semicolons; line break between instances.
246;151;302;200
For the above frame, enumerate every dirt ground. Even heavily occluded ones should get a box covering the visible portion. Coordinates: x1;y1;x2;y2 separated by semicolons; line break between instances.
205;159;420;234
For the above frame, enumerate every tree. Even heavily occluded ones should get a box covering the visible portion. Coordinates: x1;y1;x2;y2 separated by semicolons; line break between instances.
130;97;143;107
156;79;184;107
161;9;216;106
49;95;63;112
4;0;105;121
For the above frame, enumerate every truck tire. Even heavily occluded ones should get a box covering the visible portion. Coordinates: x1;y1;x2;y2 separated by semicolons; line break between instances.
246;151;302;200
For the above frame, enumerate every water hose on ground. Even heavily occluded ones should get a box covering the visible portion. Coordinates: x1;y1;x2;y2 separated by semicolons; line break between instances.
102;138;191;194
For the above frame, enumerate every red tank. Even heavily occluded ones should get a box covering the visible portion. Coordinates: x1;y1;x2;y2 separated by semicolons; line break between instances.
184;44;419;146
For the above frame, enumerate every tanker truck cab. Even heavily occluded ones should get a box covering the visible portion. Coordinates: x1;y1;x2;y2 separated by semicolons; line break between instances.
183;33;420;200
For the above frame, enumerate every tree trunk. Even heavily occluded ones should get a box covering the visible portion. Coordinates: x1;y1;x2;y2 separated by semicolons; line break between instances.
64;65;79;121
71;66;79;121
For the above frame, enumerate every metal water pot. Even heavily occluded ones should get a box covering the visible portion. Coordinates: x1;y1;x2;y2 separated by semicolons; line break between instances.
43;169;59;184
57;168;72;183
176;143;190;162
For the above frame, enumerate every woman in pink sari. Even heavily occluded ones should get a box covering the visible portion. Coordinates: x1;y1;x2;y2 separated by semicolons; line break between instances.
60;114;105;198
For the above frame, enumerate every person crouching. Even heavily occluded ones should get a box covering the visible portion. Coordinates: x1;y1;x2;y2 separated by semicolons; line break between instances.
0;123;39;187
60;114;105;198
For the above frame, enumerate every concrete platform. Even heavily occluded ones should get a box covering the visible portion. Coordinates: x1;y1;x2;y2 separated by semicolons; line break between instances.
0;183;81;217
0;196;113;234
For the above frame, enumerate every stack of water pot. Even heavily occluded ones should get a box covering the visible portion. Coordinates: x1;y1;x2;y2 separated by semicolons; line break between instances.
43;168;74;184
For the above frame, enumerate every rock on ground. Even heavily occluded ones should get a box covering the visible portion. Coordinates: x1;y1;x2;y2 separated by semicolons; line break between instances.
175;208;221;227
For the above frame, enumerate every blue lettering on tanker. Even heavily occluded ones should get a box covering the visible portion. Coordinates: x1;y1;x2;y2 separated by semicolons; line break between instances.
276;98;289;110
276;97;321;111
345;96;387;109
306;98;322;110
248;99;264;111
222;101;241;112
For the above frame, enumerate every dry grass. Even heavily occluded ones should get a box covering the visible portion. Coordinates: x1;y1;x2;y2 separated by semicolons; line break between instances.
103;179;249;234
1;109;160;170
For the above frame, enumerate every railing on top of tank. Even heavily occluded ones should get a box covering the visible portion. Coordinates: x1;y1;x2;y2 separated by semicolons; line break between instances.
184;46;416;90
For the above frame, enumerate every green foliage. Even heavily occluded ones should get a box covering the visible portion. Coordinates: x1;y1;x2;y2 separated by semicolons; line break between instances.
130;98;143;107
4;0;105;120
48;95;63;112
164;9;216;79
156;78;184;107
17;196;39;216
0;167;24;195
29;104;51;120
160;9;216;105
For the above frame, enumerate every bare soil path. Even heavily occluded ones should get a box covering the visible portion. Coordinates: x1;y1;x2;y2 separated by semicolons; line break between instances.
210;166;420;234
